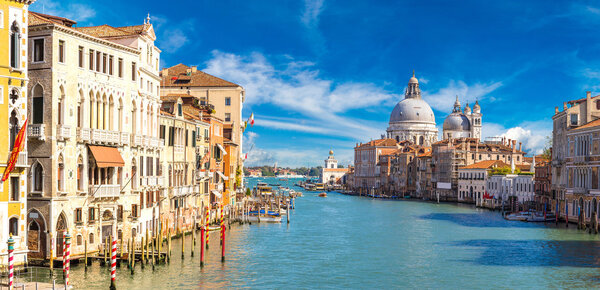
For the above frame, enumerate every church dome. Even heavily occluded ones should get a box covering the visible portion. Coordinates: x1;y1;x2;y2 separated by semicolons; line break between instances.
390;98;436;124
443;113;471;131
473;100;481;114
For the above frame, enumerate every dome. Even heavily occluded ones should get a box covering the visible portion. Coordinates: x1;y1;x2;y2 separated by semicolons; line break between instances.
390;98;436;124
329;150;334;155
473;100;481;113
408;70;418;84
464;103;471;114
443;113;471;131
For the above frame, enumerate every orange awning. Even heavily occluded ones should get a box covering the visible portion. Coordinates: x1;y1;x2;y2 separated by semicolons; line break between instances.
89;146;124;168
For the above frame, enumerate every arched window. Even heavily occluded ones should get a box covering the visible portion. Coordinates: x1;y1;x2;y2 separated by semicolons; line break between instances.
33;162;43;192
32;85;44;124
10;21;20;69
77;155;84;191
419;136;424;145
9;110;19;150
89;233;94;244
57;86;64;125
77;235;83;246
57;154;64;192
9;217;18;236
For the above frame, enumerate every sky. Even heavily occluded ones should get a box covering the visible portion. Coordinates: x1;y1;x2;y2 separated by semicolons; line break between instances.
29;0;600;167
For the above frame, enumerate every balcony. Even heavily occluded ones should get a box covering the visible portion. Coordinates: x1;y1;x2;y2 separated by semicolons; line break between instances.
131;134;143;147
77;128;91;143
174;145;184;154
107;131;119;144
11;151;28;168
573;156;590;164
120;132;129;145
197;171;207;180
91;129;107;144
28;124;45;140
57;125;71;140
89;184;121;198
172;185;193;197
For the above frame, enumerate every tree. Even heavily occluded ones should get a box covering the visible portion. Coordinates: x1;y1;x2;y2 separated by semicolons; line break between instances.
541;135;552;160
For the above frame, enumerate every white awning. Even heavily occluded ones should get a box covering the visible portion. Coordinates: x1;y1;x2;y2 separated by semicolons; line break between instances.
216;171;228;180
216;144;227;155
211;190;222;198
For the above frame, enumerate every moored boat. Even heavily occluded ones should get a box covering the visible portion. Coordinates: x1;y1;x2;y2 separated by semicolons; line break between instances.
505;211;531;221
318;192;327;197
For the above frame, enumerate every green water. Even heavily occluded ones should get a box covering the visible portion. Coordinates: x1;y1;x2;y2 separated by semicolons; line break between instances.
63;178;600;289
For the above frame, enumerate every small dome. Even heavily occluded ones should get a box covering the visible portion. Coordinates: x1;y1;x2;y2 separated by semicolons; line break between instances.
409;70;418;84
390;98;436;124
443;113;471;131
473;100;481;113
329;150;334;155
464;102;471;114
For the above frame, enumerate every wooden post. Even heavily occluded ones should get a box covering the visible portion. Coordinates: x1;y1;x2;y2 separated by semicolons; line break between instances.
145;229;149;263
127;238;131;269
168;229;172;263
191;218;196;257
104;237;109;266
130;238;135;275
151;236;155;271
49;232;54;276
221;224;225;263
181;226;185;259
84;239;88;271
141;237;145;269
205;207;210;250
200;226;205;267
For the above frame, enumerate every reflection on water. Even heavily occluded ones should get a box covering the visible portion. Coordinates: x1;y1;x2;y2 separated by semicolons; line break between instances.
63;178;600;289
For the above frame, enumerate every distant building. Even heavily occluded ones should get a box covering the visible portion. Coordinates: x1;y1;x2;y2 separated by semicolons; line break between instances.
321;150;348;185
353;139;399;192
442;96;482;140
458;160;508;207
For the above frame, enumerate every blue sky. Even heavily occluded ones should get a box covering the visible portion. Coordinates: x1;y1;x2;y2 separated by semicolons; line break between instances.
31;0;600;167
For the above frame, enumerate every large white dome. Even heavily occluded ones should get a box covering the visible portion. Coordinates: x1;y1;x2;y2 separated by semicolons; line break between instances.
389;98;436;124
443;113;471;131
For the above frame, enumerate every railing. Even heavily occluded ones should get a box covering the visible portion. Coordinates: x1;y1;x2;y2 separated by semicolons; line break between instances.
57;124;71;140
157;176;164;187
107;131;119;144
90;184;121;198
573;156;590;163
174;145;184;154
120;132;130;145
91;129;107;143
28;124;45;139
77;127;91;142
131;134;144;147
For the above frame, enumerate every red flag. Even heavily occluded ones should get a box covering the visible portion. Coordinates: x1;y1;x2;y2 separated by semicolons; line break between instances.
3;119;27;182
171;76;178;81
249;113;254;126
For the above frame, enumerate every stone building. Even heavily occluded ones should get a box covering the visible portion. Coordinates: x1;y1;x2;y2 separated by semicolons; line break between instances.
386;72;438;146
0;0;35;268
533;156;552;209
442;96;482;140
458;160;507;206
26;12;161;261
353;139;398;193
432;138;527;202
160;64;245;200
320;150;349;186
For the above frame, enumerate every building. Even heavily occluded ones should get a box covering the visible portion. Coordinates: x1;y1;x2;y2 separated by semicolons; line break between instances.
1;0;35;269
160;64;245;200
26;12;162;262
386;72;438;146
534;155;552;209
413;148;432;198
458;160;507;206
320;150;349;185
487;173;535;211
353;139;398;193
432;138;527;202
442;96;482;140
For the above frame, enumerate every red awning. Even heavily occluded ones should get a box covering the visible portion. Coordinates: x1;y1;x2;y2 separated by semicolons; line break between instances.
89;146;125;168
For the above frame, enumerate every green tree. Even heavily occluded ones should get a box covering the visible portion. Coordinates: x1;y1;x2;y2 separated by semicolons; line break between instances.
541;135;552;160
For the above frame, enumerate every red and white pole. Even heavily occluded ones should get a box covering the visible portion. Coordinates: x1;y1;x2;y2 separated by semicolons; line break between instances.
221;224;225;263
64;233;71;287
62;237;66;275
205;206;209;250
8;234;14;290
110;235;117;290
200;226;205;267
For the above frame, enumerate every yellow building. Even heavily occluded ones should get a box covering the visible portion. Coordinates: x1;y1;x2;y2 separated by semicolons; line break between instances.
0;0;35;268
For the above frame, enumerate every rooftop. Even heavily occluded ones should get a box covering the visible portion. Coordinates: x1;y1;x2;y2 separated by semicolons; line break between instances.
161;64;240;88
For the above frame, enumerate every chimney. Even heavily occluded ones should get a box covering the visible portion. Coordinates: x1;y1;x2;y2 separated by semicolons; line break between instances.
587;91;592;123
186;68;191;74
161;68;169;76
191;65;198;73
519;142;522;151
508;139;511;147
512;140;516;153
563;102;567;110
555;106;559;114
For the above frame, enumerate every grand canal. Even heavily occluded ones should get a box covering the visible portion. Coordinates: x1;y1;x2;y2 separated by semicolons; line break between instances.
64;178;600;288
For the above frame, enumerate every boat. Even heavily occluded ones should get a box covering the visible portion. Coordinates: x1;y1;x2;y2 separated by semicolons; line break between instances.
247;209;282;223
279;178;289;181
527;212;556;222
505;211;531;221
318;192;327;197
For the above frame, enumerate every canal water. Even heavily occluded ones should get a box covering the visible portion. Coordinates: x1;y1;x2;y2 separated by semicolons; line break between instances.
65;177;600;289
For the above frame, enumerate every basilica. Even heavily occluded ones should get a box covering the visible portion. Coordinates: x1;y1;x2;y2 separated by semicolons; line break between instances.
386;72;483;144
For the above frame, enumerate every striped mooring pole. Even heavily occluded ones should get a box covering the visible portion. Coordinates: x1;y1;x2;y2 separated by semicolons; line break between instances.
8;234;15;290
110;235;117;290
200;226;205;267
62;237;66;275
221;224;225;263
64;232;71;287
205;206;209;250
220;204;224;245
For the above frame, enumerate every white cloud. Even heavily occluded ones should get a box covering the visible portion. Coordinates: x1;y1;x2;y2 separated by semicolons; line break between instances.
150;15;193;54
423;80;503;113
482;121;552;155
242;132;275;166
31;0;96;22
161;29;189;53
301;0;325;28
203;50;394;141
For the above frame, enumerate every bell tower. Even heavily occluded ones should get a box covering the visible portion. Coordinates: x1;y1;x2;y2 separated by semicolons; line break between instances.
471;100;482;140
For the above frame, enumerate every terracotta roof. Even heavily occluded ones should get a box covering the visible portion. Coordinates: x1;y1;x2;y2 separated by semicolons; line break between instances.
568;94;600;105
460;160;508;170
159;110;174;117
356;138;398;148
74;23;150;38
29;11;76;27
323;168;349;172
160;95;182;103
183;111;200;121
161;64;240;87
572;118;600;131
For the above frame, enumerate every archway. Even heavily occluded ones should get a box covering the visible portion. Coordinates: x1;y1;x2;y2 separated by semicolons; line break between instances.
56;213;67;257
27;209;47;259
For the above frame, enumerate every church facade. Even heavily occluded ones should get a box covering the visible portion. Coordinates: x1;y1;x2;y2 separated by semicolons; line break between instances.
321;150;348;185
442;96;482;140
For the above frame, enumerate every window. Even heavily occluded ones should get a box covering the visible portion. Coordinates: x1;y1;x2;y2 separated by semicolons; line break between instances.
9;217;18;236
117;205;123;221
78;46;84;67
33;38;44;62
570;114;578;126
225;113;231;122
178;103;182;116
109;55;114;75
132;204;139;218
102;53;107;73
159;125;166;139
32;84;43;124
96;51;101;72
74;208;82;223
33;163;43;192
225;97;231;106
77;235;83;246
9;110;19;150
157;158;161;176
89;49;94;70
77;162;83;191
58;40;65;63
118;58;123;77
140;156;144;177
10;21;20;68
10;176;19;201
132;62;137;81
88;207;96;222
192;131;196;147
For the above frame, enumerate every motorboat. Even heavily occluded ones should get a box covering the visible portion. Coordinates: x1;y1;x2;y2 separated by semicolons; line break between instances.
505;211;531;221
247;209;282;223
318;192;327;197
527;211;556;222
